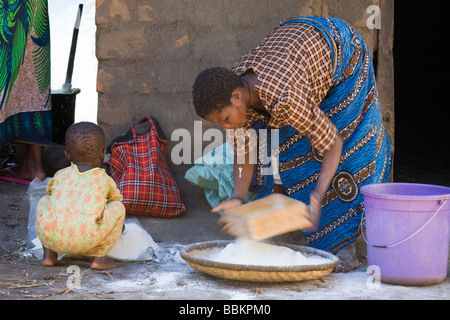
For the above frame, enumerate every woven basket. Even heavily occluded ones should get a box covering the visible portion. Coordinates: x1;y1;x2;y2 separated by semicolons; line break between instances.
180;241;339;283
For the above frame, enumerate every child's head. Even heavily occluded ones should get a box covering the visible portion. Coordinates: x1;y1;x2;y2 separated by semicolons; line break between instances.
65;122;106;167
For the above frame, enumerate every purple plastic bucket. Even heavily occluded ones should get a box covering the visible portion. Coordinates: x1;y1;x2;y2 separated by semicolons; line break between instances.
361;183;450;286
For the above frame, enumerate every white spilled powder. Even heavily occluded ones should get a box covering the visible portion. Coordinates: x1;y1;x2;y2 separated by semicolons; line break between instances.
209;239;330;267
108;220;158;262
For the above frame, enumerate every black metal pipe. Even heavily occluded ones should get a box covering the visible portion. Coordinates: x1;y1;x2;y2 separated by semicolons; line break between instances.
64;4;83;90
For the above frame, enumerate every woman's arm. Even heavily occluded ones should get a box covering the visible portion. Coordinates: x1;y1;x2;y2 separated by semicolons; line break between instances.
212;150;254;214
213;149;255;233
308;134;343;228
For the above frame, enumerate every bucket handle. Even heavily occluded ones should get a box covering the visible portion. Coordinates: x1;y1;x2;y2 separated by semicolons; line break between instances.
360;199;447;249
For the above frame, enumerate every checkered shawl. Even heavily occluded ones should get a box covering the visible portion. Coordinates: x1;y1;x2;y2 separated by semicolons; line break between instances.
230;22;338;156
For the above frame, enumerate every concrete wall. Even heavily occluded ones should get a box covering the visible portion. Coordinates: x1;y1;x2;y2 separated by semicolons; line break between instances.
95;0;394;195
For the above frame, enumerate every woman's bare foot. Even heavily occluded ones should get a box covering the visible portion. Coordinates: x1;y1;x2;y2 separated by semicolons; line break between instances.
42;247;58;266
18;144;47;180
13;165;47;182
1;144;47;182
333;242;360;273
90;256;119;270
0;165;46;182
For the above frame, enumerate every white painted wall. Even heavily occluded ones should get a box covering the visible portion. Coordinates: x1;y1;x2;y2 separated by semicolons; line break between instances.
49;0;97;123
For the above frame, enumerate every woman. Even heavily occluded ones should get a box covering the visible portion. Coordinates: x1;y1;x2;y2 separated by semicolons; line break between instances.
0;0;52;184
192;17;392;272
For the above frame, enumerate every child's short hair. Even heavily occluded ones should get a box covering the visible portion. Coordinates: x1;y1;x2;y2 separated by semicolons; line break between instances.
65;122;105;164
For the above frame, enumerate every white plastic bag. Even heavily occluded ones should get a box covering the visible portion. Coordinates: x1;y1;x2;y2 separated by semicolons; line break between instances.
107;217;158;262
27;177;52;259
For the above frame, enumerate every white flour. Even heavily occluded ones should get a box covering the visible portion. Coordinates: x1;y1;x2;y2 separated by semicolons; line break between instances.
108;219;158;262
209;239;330;267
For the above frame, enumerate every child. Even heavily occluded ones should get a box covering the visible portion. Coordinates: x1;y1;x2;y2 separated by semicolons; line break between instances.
36;122;126;270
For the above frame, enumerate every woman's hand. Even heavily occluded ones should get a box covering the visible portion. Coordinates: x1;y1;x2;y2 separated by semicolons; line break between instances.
212;198;244;214
213;151;254;234
306;135;343;232
213;198;244;233
305;190;322;232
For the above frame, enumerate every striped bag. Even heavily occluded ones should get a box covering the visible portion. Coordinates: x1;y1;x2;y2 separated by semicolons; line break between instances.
106;116;185;218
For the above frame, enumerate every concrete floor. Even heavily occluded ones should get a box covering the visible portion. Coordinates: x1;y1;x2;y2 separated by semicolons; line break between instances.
1;173;449;303
1;144;450;302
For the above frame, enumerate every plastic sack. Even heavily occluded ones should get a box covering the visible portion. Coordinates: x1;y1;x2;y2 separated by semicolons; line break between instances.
107;217;158;262
27;177;52;259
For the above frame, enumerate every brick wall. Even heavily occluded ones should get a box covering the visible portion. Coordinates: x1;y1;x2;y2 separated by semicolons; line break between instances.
95;0;394;185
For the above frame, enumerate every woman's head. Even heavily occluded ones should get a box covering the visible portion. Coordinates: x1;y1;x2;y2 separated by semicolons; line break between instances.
192;67;248;130
65;122;106;167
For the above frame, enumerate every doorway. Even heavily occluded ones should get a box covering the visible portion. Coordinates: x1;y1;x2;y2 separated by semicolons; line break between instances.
393;1;450;187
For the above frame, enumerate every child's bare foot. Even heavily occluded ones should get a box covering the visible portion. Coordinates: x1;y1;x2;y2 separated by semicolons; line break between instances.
42;247;58;266
90;256;119;270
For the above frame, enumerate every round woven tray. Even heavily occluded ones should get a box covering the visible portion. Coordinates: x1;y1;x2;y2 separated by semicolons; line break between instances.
180;240;339;283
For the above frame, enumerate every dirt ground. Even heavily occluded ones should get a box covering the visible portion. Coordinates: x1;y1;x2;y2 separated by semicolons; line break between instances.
1;147;449;303
1;180;449;303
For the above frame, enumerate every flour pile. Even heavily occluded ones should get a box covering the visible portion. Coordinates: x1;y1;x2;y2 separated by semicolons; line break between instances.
108;218;158;262
209;239;330;267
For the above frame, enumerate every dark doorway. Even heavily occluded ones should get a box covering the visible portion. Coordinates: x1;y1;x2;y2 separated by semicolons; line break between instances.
393;1;450;187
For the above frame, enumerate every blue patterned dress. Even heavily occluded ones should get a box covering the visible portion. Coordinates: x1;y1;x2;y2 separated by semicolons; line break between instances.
245;17;392;253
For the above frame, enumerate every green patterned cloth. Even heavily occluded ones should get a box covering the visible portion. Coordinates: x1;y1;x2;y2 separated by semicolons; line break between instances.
184;143;256;211
0;0;52;147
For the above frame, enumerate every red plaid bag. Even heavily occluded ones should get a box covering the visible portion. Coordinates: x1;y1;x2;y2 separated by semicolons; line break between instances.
106;116;185;217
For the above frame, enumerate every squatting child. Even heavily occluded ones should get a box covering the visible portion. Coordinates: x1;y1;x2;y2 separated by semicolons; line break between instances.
36;122;126;270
